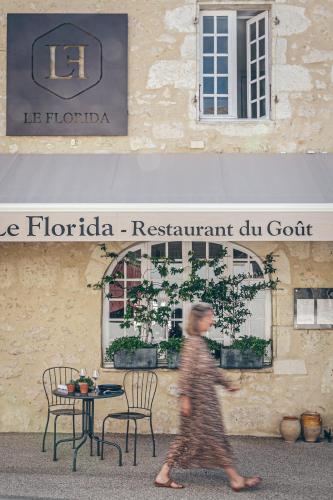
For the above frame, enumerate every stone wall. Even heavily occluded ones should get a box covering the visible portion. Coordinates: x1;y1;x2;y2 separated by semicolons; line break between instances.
1;241;332;436
0;0;332;153
0;1;332;435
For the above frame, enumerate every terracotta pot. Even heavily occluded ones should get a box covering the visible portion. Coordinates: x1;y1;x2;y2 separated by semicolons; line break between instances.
79;382;89;395
301;412;322;442
280;416;301;442
66;383;75;393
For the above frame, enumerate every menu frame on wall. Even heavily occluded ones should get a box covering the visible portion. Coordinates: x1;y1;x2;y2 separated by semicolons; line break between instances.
294;288;333;329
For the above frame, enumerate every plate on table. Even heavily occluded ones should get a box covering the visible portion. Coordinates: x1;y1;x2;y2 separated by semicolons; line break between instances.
98;384;122;393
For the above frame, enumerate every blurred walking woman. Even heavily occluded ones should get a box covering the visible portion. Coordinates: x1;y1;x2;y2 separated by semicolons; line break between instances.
154;303;262;492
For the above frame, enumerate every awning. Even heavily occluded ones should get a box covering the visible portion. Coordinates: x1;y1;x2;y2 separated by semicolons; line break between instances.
0;153;332;241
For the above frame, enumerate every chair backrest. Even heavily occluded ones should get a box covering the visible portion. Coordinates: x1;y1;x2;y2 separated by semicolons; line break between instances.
123;370;158;412
42;366;79;407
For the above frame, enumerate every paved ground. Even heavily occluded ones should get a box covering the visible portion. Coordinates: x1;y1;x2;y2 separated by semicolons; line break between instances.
0;433;332;500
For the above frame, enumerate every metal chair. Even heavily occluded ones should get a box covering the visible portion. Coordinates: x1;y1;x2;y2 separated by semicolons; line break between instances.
42;367;83;459
101;370;158;466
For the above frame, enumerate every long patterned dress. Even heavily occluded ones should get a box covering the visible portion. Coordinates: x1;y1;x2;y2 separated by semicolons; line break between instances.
166;335;234;469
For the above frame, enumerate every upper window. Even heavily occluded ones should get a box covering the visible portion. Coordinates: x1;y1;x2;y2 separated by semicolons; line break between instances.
199;9;269;120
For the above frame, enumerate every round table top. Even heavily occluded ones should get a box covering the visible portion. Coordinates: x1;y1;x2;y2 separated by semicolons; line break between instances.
53;389;124;400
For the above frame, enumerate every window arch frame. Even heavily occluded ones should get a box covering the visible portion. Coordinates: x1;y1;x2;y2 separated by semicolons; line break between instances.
102;241;272;366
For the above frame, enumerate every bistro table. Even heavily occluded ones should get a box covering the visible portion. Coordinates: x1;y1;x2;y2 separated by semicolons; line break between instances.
52;389;124;472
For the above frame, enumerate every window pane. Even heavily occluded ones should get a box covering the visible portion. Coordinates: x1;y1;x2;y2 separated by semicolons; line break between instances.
217;56;228;74
259;78;265;97
109;282;124;299
127;262;141;279
217;97;228;114
110;301;124;319
173;307;183;319
233;249;248;259
203;97;214;114
259;98;266;117
259;38;265;58
203;56;214;74
150;265;162;284
233;262;247;275
107;322;124;341
250;22;256;41
251;261;263;277
168;242;182;260
217;16;228;34
192;242;206;258
217;77;228;94
259;18;265;37
203;16;214;34
250;42;256;61
251;82;257;100
217;36;228;54
203;36;214;53
168;320;183;339
113;261;124;278
251;62;257;81
151;243;165;258
203;76;214;94
209;243;223;258
251;101;257;118
127;281;141;292
259;57;265;76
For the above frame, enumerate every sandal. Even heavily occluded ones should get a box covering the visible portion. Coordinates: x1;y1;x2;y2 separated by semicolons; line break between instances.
231;476;262;492
154;479;185;489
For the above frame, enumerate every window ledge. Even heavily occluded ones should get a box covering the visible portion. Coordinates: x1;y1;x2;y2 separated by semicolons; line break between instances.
221;366;273;374
197;118;272;124
101;366;179;373
101;365;273;374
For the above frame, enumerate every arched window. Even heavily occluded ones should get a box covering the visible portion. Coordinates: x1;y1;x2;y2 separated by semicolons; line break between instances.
102;242;272;364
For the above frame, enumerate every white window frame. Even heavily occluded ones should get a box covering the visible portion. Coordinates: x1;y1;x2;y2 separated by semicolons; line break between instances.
199;10;237;120
198;8;270;121
102;242;272;365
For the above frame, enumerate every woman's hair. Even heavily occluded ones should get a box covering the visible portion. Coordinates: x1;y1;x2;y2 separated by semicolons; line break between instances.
187;302;213;336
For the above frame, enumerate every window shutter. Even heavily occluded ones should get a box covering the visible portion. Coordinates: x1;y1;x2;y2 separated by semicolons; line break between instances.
246;11;269;119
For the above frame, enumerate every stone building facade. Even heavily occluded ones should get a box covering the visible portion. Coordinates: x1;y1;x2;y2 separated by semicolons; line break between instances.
0;0;332;436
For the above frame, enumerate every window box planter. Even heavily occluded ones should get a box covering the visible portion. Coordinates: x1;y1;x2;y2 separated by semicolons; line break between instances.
220;348;264;369
158;338;183;369
166;350;180;369
113;347;158;369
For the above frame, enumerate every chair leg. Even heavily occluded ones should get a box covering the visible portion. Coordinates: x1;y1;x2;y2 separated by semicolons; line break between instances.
42;411;50;452
72;413;76;449
133;420;137;466
101;415;109;460
125;420;129;453
149;415;156;457
53;415;59;461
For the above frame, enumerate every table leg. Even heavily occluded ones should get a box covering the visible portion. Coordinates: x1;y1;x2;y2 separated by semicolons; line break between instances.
72;399;90;472
90;400;94;456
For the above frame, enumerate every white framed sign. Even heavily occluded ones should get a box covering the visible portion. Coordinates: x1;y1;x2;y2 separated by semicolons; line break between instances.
294;288;333;329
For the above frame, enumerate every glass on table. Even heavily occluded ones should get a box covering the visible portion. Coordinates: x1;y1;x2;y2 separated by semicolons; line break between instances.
92;369;100;393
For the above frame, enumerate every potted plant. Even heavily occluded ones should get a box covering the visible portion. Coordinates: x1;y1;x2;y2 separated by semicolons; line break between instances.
66;379;76;393
74;376;94;393
220;335;271;369
105;336;158;369
204;337;222;360
159;337;184;368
